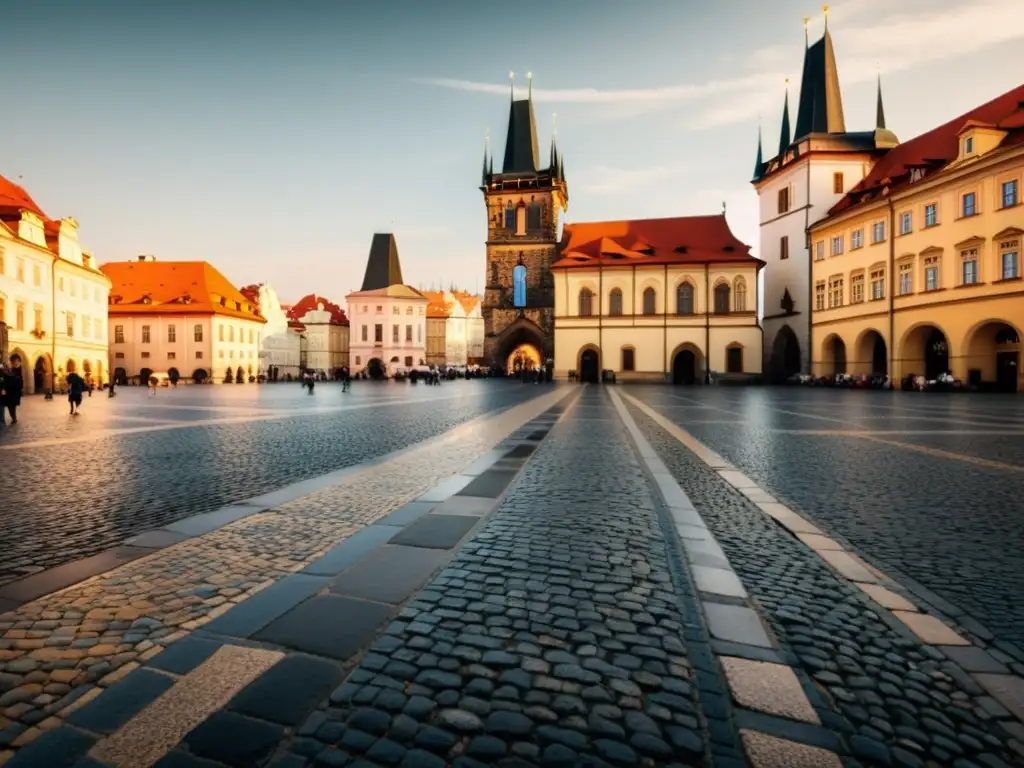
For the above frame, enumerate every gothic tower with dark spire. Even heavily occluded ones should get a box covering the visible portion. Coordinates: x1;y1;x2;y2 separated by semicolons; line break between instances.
480;74;568;370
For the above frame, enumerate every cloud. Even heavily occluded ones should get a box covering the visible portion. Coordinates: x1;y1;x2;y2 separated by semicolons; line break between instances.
418;0;1024;132
579;165;686;195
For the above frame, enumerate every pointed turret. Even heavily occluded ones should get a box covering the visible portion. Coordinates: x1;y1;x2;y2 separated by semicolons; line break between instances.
361;233;404;291
875;74;886;130
793;21;846;139
481;136;490;185
502;74;540;174
752;126;765;181
778;86;792;156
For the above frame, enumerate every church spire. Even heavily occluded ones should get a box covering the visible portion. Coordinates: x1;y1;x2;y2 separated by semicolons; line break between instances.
502;72;540;173
753;124;765;181
482;129;490;185
794;5;846;139
875;73;887;130
778;82;791;157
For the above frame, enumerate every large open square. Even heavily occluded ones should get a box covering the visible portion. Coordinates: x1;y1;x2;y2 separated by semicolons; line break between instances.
2;381;1023;767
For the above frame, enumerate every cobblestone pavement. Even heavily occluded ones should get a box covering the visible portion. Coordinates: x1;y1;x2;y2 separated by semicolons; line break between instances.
260;387;723;768
626;387;1024;658
0;382;547;584
0;387;570;762
627;399;1023;767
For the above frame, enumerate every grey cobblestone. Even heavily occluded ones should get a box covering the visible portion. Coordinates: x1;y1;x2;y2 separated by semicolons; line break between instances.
285;391;716;766
629;399;1022;766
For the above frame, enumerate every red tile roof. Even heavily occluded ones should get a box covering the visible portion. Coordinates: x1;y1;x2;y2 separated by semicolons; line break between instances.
101;261;266;322
286;293;349;326
239;284;262;305
420;290;454;319
0;174;47;218
452;291;482;314
829;85;1024;217
553;214;761;269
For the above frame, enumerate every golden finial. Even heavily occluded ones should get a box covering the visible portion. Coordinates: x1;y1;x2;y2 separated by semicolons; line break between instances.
527;71;533;99
823;3;830;29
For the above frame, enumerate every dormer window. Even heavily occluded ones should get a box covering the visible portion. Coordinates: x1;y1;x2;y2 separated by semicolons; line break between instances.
964;136;974;154
910;168;926;183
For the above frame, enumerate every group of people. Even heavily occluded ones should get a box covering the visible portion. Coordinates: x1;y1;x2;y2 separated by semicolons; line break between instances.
0;357;92;424
303;367;352;394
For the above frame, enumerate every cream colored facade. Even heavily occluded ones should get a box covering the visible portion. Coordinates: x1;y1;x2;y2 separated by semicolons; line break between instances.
553;264;763;381
810;128;1023;390
0;211;110;393
296;304;349;374
346;285;428;375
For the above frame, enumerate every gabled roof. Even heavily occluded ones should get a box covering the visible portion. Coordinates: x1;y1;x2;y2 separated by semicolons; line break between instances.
101;261;266;321
552;214;761;270
286;293;349;325
793;29;846;139
347;284;427;300
828;84;1024;218
452;291;481;314
421;290;454;318
361;233;405;291
0;174;47;218
502;99;540;174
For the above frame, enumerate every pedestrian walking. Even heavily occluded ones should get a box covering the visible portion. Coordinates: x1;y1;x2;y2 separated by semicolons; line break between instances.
148;375;157;397
342;367;351;392
1;358;23;424
67;370;86;415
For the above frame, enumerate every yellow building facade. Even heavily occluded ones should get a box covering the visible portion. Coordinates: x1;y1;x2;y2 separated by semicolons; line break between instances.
810;86;1024;391
552;215;763;382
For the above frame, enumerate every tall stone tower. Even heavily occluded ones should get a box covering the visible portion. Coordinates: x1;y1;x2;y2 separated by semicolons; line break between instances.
481;75;568;371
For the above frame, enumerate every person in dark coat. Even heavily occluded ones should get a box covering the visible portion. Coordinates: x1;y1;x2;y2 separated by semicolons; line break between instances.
2;358;24;424
67;370;86;415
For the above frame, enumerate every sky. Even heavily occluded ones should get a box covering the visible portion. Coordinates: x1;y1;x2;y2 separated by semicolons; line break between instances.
2;0;1022;304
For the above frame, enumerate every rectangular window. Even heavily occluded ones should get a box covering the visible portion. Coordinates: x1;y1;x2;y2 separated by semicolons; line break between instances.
830;236;844;256
851;229;863;249
375;305;383;313
361;325;368;342
115;325;125;344
219;325;224;341
392;325;399;343
93;318;101;338
168;324;176;343
833;172;844;194
815;241;825;261
827;278;844;309
924;204;937;227
726;347;743;374
374;324;383;343
16;258;24;282
15;303;24;331
780;236;789;260
962;192;976;217
33;264;41;286
814;282;825;311
194;324;203;342
355;356;361;365
965;136;974;154
167;352;176;360
141;351;150;359
924;256;940;291
961;249;978;285
67;312;75;337
196;351;203;359
899;263;913;295
851;274;864;304
82;315;90;338
777;187;790;214
35;308;43;332
70;280;77;296
1000;240;1019;280
418;324;422;343
142;325;151;343
405;324;412;342
870;270;885;300
405;355;413;367
872;221;886;243
115;352;124;359
899;212;912;235
393;306;400;315
622;348;635;371
248;328;253;344
1003;180;1019;208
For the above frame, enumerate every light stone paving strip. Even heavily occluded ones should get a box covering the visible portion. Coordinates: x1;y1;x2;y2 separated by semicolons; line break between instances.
621;389;1024;739
0;387;571;759
89;645;283;768
606;389;841;767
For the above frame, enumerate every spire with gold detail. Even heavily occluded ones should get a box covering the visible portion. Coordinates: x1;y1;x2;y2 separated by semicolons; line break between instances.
794;5;846;138
876;73;887;130
502;70;540;173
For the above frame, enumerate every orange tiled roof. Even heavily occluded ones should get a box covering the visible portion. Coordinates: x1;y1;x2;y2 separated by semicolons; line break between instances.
421;290;454;318
452;291;481;314
0;174;46;219
553;214;761;269
828;84;1024;217
101;261;266;322
286;293;349;325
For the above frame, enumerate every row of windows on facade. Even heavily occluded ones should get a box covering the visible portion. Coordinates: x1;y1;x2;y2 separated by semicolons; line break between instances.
112;349;256;361
500;202;543;235
359;323;423;344
815;239;1020;310
353;355;421;367
777;173;848;216
113;324;259;345
613;346;745;374
815;180;1020;261
575;281;748;317
0;300;104;340
0;249;106;302
358;305;426;316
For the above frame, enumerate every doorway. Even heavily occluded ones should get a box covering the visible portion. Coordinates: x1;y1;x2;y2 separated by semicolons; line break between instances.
33;357;48;392
673;350;697;385
367;358;385;380
579;349;599;383
997;352;1019;393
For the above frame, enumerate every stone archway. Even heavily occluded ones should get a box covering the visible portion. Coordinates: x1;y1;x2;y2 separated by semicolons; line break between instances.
492;316;549;376
579;348;600;383
33;355;52;394
770;325;801;381
900;324;950;381
855;329;888;377
821;334;847;375
507;343;541;375
670;344;704;385
963;320;1021;392
8;348;30;394
367;358;385;380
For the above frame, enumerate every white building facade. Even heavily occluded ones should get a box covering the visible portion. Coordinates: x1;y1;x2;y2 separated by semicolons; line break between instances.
347;285;428;376
243;284;302;380
752;25;898;379
285;293;349;376
0;177;110;394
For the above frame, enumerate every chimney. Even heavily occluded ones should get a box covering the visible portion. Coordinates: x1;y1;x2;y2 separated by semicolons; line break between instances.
137;254;156;262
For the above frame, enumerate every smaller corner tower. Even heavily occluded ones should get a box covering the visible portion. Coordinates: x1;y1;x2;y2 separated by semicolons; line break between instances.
480;72;568;372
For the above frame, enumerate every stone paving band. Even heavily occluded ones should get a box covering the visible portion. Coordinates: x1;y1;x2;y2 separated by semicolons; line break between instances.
1;384;1023;767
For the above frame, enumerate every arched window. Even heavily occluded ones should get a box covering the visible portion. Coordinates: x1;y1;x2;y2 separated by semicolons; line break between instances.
734;278;747;312
527;203;542;232
515;204;527;235
642;287;656;315
504;202;515;230
621;347;635;371
714;283;731;314
513;261;527;308
609;288;623;316
676;282;694;315
579;288;594;317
